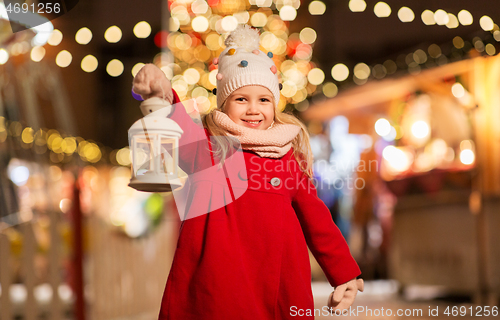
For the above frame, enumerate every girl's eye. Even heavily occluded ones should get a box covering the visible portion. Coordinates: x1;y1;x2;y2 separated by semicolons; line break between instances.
260;98;270;102
235;97;246;101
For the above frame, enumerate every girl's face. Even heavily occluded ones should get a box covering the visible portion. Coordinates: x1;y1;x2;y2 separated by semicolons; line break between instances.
224;85;275;130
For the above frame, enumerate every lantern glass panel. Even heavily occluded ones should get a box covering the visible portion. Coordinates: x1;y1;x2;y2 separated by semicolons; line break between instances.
159;137;176;175
134;135;157;176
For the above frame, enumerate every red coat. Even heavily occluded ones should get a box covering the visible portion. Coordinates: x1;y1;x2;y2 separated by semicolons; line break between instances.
158;91;361;319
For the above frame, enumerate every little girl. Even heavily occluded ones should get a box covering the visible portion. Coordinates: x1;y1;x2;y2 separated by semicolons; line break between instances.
133;25;363;320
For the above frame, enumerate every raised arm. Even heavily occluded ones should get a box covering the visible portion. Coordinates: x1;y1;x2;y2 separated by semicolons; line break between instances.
291;169;361;287
169;90;213;174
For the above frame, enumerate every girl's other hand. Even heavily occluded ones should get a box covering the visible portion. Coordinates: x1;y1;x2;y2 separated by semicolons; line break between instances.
328;278;364;314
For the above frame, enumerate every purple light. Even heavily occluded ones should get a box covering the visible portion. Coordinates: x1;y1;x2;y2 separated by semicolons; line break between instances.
132;88;144;101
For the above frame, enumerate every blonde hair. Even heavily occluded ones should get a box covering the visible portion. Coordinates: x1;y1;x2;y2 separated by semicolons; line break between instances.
202;99;314;179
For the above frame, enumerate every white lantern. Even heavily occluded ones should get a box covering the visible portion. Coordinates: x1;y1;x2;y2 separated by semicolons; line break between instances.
128;97;183;192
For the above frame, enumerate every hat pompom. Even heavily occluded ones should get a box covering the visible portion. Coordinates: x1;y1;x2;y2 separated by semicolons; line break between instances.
224;24;260;51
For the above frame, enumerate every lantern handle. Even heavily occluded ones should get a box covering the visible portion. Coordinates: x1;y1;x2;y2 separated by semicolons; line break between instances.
140;97;172;117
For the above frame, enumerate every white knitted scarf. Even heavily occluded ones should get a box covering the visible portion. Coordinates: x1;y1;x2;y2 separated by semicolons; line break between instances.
212;110;301;158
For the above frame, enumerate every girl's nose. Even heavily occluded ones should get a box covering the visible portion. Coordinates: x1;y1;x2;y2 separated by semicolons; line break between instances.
246;101;259;114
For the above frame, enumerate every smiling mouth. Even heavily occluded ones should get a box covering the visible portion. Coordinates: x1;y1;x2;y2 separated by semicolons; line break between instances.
242;120;262;124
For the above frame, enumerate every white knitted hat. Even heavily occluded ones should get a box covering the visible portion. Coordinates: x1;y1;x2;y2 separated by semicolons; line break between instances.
214;25;280;109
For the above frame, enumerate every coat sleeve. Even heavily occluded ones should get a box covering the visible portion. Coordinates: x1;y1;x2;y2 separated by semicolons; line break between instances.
291;170;361;287
168;90;213;174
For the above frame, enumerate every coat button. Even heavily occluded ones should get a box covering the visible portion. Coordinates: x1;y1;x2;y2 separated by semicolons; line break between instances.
270;177;281;187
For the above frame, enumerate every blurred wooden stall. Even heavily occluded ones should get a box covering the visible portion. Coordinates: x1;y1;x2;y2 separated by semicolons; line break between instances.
84;166;179;320
302;55;500;304
0;165;179;320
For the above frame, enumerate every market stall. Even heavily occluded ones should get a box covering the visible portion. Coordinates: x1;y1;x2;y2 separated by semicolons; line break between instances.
302;54;500;303
0;3;179;319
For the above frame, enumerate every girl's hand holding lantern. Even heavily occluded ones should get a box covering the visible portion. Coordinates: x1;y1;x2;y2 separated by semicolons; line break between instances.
132;64;173;104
